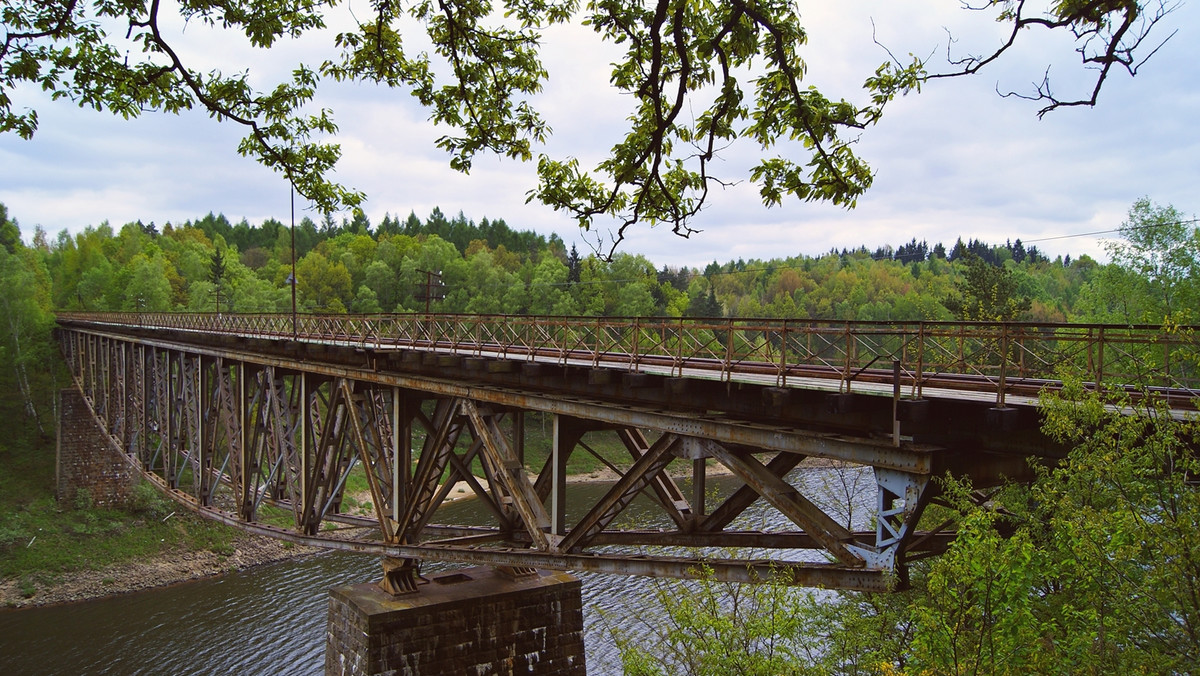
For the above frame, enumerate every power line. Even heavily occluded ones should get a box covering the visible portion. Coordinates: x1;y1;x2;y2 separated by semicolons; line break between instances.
424;216;1200;295
1022;217;1200;244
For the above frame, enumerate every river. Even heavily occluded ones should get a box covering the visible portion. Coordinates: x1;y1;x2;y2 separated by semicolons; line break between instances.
0;467;871;675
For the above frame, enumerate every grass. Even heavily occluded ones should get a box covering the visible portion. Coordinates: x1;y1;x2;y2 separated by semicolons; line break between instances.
0;397;649;591
0;404;238;587
519;412;636;476
0;489;236;582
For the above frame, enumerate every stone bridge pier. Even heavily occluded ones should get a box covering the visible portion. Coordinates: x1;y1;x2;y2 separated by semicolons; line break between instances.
326;566;586;676
56;387;136;508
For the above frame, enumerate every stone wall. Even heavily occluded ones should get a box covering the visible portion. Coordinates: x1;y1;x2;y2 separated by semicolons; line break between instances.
326;567;586;676
56;387;136;508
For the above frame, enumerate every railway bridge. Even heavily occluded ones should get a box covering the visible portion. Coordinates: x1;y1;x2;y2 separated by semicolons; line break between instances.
53;312;1199;674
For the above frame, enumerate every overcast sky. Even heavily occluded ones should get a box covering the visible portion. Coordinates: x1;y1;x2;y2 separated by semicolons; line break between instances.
2;1;1197;268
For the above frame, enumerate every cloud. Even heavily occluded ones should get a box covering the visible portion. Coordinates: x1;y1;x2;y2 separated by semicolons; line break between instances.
1;1;1196;270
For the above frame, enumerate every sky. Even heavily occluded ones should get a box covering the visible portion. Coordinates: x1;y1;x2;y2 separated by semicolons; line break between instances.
1;1;1197;269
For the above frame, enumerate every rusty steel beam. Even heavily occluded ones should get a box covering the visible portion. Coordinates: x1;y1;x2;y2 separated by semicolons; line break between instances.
67;326;939;471
705;442;863;567
56;312;1200;412
588;529;956;552
462;400;554;549
54;323;1021;589
194;497;898;592
556;433;680;554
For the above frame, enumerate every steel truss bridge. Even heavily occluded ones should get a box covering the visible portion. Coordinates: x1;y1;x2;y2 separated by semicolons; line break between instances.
56;312;1200;592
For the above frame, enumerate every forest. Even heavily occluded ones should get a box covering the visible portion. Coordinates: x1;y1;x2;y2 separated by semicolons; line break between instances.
2;197;1199;674
9;199;1190;330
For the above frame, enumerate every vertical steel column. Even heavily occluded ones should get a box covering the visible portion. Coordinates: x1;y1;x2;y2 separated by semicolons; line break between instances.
136;344;148;464
391;387;402;528
997;324;1009;409
892;359;901;448
87;334;96;403
165;349;178;489
198;355;209;504
115;341;127;447
299;371;308;529
238;360;249;519
551;414;567;536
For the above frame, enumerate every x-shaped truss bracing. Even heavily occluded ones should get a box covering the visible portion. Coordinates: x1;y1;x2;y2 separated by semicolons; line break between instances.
59;329;941;593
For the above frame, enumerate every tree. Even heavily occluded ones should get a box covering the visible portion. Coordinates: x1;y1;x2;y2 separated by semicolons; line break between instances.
295;251;351;312
1011;238;1027;264
123;253;174;312
527;255;575;316
566;244;582;285
350;285;382;313
943;254;1031;321
0;203;20;253
615;573;807;676
362;260;398;311
2;2;1177;256
1098;198;1199;324
209;250;228;312
0;243;55;433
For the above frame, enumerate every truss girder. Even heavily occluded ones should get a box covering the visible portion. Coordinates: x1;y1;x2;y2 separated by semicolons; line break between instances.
557;433;680;553
704;441;862;566
462;400;555;549
57;327;950;590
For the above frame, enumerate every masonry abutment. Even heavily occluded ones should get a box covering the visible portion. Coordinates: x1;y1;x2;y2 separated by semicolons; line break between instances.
55;387;136;508
326;566;586;676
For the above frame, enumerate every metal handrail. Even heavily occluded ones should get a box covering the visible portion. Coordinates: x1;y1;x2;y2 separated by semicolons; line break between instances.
58;312;1200;408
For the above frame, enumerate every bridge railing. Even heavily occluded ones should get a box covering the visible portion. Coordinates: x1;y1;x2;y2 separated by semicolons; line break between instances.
56;312;1200;407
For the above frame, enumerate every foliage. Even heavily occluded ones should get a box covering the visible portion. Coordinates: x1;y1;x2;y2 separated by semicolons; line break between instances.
612;380;1200;674
2;2;1177;253
0;203;20;253
1078;197;1200;325
1032;382;1200;672
13;195;1121;324
127;480;176;521
295;250;351;312
614;570;808;676
0;236;59;433
943;254;1032;321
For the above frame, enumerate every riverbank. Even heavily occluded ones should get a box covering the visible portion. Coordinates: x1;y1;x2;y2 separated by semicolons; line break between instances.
0;532;317;610
2;463;751;611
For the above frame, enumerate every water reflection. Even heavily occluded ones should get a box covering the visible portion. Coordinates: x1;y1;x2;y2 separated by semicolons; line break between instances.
0;466;871;675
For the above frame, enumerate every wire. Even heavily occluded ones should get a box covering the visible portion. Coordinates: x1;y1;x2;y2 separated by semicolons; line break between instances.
427;216;1200;293
1022;217;1200;244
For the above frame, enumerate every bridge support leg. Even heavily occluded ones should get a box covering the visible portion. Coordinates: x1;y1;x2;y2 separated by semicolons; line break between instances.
326;566;586;676
56;388;137;508
378;557;420;596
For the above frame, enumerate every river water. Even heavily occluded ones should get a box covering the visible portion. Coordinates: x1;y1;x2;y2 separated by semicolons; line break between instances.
0;468;871;675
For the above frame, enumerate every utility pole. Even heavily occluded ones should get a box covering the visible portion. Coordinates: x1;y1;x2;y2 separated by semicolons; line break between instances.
416;269;443;314
290;185;297;339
